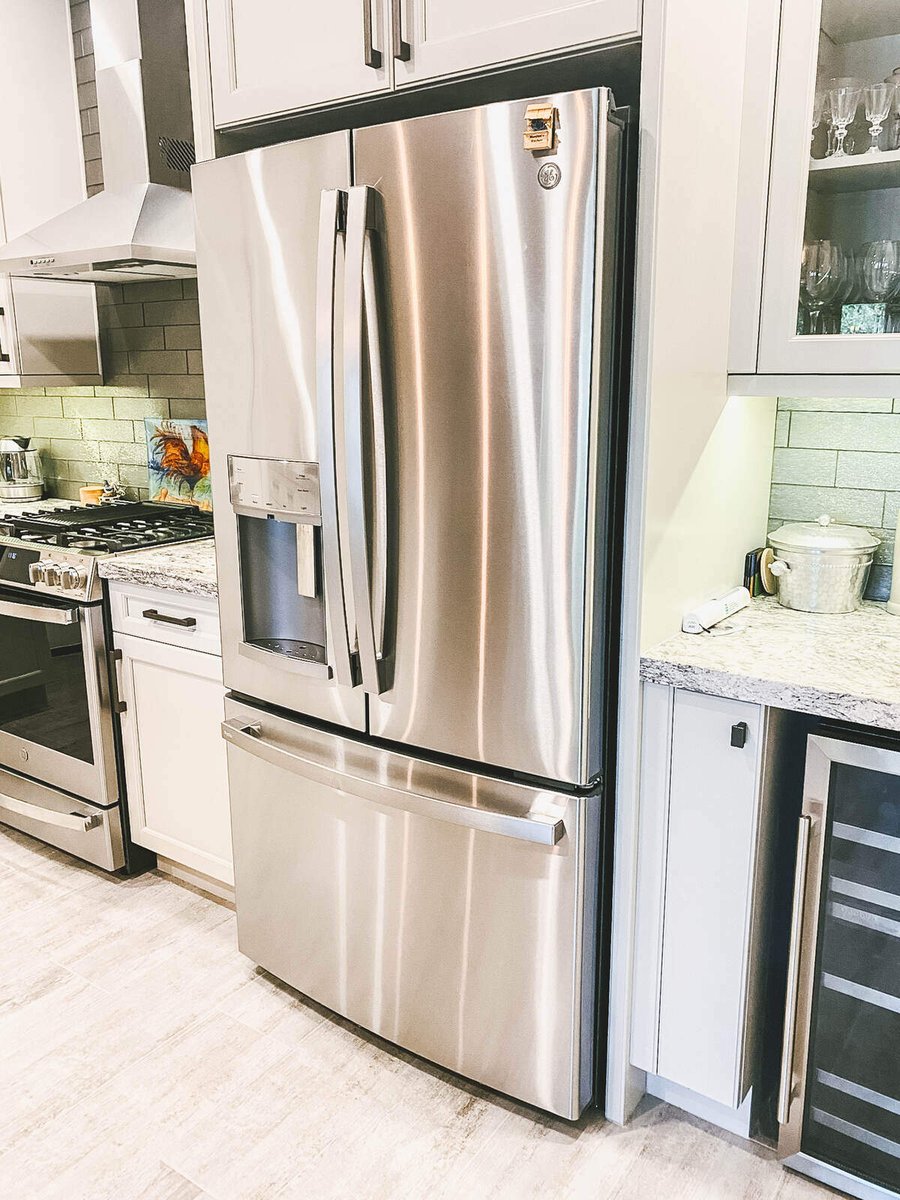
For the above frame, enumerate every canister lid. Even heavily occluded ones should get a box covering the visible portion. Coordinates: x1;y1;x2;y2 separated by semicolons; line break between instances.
768;514;880;556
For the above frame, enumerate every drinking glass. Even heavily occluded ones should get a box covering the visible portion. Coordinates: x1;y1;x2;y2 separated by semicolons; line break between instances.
827;79;862;157
859;242;900;330
887;71;900;150
811;86;826;146
800;241;847;334
864;82;894;152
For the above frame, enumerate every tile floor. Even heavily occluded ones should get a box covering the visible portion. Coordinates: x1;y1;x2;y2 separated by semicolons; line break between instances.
0;825;833;1200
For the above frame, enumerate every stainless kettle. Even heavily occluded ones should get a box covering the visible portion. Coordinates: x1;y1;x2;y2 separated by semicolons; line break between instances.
0;436;44;500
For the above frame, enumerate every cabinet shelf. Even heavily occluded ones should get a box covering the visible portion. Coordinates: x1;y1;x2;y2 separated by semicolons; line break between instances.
808;148;900;195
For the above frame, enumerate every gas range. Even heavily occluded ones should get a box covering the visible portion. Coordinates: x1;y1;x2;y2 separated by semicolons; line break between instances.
0;501;213;603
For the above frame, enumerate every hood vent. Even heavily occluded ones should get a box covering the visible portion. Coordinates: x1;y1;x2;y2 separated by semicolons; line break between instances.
0;0;196;284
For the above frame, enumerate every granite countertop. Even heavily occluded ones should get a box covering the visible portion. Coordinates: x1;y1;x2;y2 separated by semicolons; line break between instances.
641;596;900;731
98;539;218;598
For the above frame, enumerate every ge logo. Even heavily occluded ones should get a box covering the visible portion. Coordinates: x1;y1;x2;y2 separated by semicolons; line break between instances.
537;162;562;190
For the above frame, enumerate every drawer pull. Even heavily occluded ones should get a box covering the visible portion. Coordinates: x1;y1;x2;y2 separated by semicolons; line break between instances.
142;608;197;629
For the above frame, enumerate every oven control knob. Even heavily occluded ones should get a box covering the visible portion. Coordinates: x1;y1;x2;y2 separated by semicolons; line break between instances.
60;565;86;591
43;563;61;587
28;562;45;584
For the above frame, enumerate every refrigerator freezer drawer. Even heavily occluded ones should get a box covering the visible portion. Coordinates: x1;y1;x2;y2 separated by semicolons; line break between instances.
223;696;600;1119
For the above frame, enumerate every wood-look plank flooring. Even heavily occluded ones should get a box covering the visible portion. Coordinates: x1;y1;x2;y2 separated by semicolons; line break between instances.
0;825;834;1200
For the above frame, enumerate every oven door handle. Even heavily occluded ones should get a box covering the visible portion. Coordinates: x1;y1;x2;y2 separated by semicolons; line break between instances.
0;596;80;624
0;793;102;832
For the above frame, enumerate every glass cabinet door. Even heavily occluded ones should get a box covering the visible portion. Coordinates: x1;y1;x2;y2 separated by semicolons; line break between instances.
759;0;900;373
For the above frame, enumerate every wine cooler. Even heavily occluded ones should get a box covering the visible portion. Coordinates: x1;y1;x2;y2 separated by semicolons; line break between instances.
779;727;900;1200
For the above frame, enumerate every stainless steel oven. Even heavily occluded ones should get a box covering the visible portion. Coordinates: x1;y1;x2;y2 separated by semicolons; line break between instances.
0;587;123;869
779;728;900;1200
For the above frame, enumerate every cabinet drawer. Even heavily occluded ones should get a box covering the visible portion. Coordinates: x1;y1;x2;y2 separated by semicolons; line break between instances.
108;582;221;655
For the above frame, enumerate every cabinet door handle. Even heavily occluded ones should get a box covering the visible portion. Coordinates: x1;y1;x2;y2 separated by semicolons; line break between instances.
392;0;411;61
730;721;748;749
108;648;127;715
0;307;10;364
141;608;197;629
362;0;382;69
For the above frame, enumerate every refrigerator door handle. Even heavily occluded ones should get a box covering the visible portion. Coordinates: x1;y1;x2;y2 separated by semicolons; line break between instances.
778;814;812;1126
344;185;388;695
316;188;356;689
222;717;566;846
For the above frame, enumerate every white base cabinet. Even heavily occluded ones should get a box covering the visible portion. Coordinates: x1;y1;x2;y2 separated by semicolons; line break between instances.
110;584;232;886
632;686;781;1110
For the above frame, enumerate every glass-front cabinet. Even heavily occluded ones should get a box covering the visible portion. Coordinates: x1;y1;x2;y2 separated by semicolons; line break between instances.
759;0;900;374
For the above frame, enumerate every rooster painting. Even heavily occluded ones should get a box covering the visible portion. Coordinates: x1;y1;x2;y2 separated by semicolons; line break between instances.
145;419;212;511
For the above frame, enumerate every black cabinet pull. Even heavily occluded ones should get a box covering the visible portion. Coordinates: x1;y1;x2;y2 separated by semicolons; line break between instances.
730;721;748;749
142;608;197;628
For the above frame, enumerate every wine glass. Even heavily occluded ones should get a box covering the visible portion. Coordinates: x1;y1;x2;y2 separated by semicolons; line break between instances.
811;86;827;147
827;79;862;157
864;82;894;153
800;241;847;334
886;70;900;150
859;241;900;330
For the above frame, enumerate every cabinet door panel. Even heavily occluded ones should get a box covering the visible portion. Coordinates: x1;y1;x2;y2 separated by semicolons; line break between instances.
117;632;232;885
207;0;391;127
0;0;100;385
396;0;639;86
759;0;900;373
657;691;763;1107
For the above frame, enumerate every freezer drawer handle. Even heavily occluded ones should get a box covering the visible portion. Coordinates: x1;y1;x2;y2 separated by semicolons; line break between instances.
222;718;565;846
778;814;811;1126
0;793;102;833
0;307;10;363
0;596;79;625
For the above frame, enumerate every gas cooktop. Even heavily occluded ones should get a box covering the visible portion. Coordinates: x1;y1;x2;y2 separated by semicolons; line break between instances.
0;501;213;603
0;501;213;554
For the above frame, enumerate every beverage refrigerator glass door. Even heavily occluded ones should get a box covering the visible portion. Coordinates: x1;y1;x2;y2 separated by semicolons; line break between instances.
779;730;900;1200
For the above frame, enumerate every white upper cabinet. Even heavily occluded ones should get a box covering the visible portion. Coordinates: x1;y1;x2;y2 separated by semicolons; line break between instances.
0;0;101;386
205;0;640;128
206;0;392;127
394;0;640;86
757;0;900;374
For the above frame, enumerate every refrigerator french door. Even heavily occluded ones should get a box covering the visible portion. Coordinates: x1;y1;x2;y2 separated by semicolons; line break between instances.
194;88;623;1119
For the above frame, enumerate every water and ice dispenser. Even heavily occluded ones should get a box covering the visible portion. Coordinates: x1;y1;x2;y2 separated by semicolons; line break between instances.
228;456;330;677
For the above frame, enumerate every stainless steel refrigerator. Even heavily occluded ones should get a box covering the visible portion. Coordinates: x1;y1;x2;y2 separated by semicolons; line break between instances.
193;86;625;1120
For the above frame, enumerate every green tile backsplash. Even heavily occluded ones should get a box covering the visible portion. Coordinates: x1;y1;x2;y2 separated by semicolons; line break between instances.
0;280;205;501
770;396;900;598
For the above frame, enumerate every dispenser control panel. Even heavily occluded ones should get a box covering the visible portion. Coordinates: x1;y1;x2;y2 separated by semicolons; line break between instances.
228;456;321;522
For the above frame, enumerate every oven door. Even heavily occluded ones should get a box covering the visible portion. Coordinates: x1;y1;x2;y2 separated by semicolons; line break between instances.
0;590;117;807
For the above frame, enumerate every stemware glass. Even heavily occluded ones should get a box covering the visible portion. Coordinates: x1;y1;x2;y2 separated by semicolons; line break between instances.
859;241;900;330
811;86;826;146
827;79;862;157
800;241;847;334
864;82;894;153
886;71;900;150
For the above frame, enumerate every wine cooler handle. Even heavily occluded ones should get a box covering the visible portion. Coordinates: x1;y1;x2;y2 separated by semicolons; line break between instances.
778;814;811;1126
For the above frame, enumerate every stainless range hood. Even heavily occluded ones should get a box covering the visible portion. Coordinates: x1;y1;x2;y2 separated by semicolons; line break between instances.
0;0;196;284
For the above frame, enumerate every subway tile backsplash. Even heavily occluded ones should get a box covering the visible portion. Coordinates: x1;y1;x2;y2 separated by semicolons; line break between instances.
0;281;205;502
768;397;900;600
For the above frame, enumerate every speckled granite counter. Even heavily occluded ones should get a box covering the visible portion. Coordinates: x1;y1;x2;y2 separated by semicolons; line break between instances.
98;539;218;598
641;597;900;732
